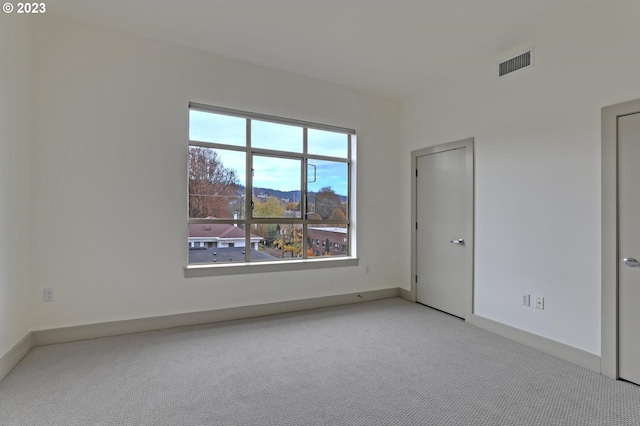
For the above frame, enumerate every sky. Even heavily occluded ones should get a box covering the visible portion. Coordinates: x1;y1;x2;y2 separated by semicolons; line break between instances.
189;110;349;196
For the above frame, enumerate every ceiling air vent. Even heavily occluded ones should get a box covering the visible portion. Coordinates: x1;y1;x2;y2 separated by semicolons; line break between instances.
498;49;533;78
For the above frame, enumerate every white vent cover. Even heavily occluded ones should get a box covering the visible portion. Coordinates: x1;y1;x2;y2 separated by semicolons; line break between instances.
498;48;534;78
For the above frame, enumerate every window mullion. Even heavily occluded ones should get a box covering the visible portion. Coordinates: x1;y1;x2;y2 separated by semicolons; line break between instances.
302;127;309;259
189;140;247;152
250;147;305;160
245;118;252;262
304;153;350;163
347;134;353;256
250;218;305;225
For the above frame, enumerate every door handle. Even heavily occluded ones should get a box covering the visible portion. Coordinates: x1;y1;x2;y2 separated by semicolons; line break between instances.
450;239;465;245
624;257;640;267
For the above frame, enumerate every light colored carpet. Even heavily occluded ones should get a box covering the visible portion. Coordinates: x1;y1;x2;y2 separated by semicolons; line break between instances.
1;298;639;425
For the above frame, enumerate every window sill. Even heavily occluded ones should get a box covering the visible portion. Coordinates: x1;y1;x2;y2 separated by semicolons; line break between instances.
184;257;359;278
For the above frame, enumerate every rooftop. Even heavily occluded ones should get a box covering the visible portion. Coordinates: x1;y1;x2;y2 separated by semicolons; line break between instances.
308;227;348;234
188;247;276;264
189;223;261;240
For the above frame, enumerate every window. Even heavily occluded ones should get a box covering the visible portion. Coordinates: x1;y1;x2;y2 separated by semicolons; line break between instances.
188;103;354;267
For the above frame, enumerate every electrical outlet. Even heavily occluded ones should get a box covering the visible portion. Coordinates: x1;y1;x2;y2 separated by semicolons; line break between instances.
535;296;544;310
365;265;370;274
521;294;530;306
43;288;55;302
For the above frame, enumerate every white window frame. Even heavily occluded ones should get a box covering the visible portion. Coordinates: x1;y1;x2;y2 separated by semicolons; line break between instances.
184;103;358;277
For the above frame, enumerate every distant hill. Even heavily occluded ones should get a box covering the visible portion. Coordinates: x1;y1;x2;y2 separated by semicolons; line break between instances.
236;186;346;202
252;187;302;202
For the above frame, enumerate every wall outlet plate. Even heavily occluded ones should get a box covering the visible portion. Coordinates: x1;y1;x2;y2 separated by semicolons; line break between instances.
43;288;55;302
521;294;530;306
535;296;544;310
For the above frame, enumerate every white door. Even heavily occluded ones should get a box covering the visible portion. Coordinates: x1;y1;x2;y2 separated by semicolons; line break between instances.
415;144;471;319
618;112;640;385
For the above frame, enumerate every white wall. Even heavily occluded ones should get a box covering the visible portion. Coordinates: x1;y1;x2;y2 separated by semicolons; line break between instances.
30;16;402;330
401;1;640;355
0;16;33;356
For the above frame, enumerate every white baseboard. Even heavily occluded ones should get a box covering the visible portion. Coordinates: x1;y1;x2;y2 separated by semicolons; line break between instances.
33;288;401;347
399;287;412;301
0;333;33;383
468;314;601;373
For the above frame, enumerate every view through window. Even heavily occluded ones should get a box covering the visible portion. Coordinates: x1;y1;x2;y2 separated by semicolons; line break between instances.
188;103;354;265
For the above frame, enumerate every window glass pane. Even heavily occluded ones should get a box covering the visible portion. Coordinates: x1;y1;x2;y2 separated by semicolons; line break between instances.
308;129;348;158
307;225;348;257
189;147;246;219
252;156;301;218
306;160;348;220
188;224;257;264
252;120;303;153
251;223;303;261
189;110;246;146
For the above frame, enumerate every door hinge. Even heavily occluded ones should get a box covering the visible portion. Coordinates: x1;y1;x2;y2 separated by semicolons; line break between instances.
416;222;418;229
415;275;418;283
416;169;418;177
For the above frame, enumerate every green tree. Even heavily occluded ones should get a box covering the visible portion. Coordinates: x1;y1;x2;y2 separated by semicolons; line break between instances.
252;197;285;245
253;196;285;217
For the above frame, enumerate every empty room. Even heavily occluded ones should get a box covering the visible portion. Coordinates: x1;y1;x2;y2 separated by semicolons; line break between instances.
2;1;640;424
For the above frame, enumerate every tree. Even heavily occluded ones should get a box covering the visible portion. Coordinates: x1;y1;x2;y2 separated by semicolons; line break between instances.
189;147;239;218
253;196;285;218
252;197;285;245
273;224;303;257
285;202;300;212
315;187;345;220
324;238;331;255
328;208;346;222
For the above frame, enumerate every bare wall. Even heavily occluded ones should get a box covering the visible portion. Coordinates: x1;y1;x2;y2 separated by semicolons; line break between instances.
0;15;33;356
31;16;402;330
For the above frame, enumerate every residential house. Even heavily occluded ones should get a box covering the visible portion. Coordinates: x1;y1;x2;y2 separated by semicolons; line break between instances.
188;223;262;250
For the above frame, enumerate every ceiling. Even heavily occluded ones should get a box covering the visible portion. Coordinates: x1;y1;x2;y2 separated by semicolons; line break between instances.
49;0;576;99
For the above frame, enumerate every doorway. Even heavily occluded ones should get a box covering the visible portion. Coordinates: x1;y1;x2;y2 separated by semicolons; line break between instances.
411;138;474;320
602;99;640;383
